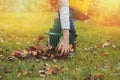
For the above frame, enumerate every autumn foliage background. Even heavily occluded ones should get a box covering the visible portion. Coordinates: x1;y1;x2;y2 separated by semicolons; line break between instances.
0;0;120;80
0;0;120;25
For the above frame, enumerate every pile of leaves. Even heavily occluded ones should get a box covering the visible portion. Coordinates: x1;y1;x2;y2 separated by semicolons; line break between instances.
10;35;74;60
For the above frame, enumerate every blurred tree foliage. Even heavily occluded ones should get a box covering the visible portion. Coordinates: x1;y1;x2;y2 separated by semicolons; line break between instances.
0;0;44;12
0;0;120;25
73;0;120;25
88;0;120;25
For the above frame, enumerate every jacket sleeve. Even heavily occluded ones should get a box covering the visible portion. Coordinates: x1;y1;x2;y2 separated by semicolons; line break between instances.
59;0;70;29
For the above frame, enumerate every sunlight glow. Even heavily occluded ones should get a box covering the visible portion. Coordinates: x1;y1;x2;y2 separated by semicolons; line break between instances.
89;0;120;25
0;0;120;26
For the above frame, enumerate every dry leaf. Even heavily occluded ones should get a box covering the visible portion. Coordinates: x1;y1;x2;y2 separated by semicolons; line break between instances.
12;51;22;58
17;71;29;77
93;50;97;54
104;52;110;56
69;44;75;52
0;38;4;43
4;68;12;73
53;59;57;64
84;73;105;80
7;56;16;61
84;48;90;51
0;66;5;70
37;35;45;41
0;48;3;53
32;51;37;56
38;70;46;77
52;65;61;74
36;59;41;62
16;42;21;45
92;73;105;80
102;40;112;47
38;63;64;77
17;72;22;77
112;44;117;48
0;75;3;80
45;68;53;75
0;55;4;60
41;56;47;60
22;71;29;75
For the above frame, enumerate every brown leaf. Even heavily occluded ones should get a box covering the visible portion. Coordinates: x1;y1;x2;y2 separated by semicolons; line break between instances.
32;51;37;56
28;46;37;51
0;48;3;53
41;56;47;60
4;68;13;73
91;73;105;80
38;70;46;77
12;51;22;58
69;44;74;52
38;63;64;77
37;35;45;41
45;67;53;75
50;54;55;60
0;75;3;80
84;73;105;80
7;56;16;61
0;66;5;70
52;65;60;74
36;59;41;62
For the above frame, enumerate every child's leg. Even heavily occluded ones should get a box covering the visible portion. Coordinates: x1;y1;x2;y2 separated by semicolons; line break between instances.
69;8;77;54
69;8;75;31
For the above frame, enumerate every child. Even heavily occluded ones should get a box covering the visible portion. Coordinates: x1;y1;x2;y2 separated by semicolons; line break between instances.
48;0;76;56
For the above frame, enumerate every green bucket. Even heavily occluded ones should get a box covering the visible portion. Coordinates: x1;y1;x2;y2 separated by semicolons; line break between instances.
46;18;77;49
45;18;62;48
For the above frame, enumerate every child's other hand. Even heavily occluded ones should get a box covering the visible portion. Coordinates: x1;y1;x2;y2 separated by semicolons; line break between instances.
58;29;69;55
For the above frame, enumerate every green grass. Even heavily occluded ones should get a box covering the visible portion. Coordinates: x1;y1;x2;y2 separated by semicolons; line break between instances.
0;12;120;80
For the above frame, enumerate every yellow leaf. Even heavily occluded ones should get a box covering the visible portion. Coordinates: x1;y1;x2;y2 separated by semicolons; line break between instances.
17;72;22;77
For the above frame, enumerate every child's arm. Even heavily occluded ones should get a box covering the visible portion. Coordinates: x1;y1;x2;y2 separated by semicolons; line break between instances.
58;0;70;55
58;29;69;55
59;0;70;30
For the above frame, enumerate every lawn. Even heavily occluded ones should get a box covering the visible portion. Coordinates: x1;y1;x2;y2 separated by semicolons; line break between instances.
0;12;120;80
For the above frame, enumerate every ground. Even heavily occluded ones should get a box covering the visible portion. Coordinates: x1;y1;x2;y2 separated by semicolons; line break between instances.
0;12;120;80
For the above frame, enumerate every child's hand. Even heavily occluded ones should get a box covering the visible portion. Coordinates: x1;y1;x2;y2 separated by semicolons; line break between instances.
58;29;69;55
